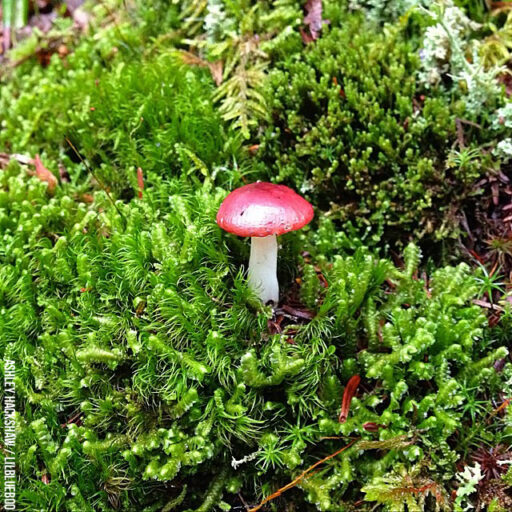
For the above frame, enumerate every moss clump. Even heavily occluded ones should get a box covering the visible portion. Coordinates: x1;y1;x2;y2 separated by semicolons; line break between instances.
1;2;512;511
254;13;503;246
0;5;242;196
0;159;509;511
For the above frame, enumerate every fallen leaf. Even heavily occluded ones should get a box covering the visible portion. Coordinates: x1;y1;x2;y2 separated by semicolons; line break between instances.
33;154;58;194
317;272;328;288
302;0;328;43
66;0;86;13
33;11;57;33
179;50;208;67
362;422;387;432
339;375;360;423
179;51;224;86
299;27;315;44
78;193;94;203
248;144;259;155
280;304;315;320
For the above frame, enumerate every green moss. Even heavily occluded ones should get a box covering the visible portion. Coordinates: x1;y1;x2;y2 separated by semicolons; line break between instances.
1;2;511;511
254;13;503;247
0;3;242;197
0;159;509;510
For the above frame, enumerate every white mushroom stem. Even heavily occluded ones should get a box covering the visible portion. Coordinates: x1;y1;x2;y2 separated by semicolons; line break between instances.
248;235;279;304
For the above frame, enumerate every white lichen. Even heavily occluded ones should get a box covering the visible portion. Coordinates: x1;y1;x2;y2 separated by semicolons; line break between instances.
419;1;503;116
493;138;512;163
492;101;512;130
204;0;234;42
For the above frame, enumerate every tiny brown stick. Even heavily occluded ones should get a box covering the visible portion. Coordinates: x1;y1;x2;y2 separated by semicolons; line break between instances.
248;440;357;512
137;167;144;199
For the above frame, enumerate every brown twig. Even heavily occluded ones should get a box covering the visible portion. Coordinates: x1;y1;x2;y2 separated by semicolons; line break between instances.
137;167;144;199
456;118;465;148
248;440;357;512
472;299;504;312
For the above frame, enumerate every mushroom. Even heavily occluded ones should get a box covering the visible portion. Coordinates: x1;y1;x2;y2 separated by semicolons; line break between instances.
216;182;314;304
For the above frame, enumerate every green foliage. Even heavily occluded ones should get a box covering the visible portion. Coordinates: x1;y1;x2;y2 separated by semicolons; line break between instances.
1;2;512;511
72;54;240;190
186;0;304;138
254;12;505;246
480;11;512;69
0;2;242;196
1;154;510;510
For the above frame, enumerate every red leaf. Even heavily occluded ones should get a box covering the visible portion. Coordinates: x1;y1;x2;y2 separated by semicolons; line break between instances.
362;422;387;432
137;167;144;199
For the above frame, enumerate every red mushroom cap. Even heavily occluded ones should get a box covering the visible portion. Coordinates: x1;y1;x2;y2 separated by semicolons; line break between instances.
216;182;314;237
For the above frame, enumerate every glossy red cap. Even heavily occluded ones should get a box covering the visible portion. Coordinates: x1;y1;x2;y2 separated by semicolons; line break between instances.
216;182;314;237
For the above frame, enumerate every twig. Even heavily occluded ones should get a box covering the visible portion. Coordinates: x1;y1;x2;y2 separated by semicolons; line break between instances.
456;118;465;148
472;299;504;312
458;119;482;129
238;493;250;511
248;440;357;512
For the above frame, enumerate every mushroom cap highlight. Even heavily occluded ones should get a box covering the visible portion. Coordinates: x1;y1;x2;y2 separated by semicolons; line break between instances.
216;182;314;237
